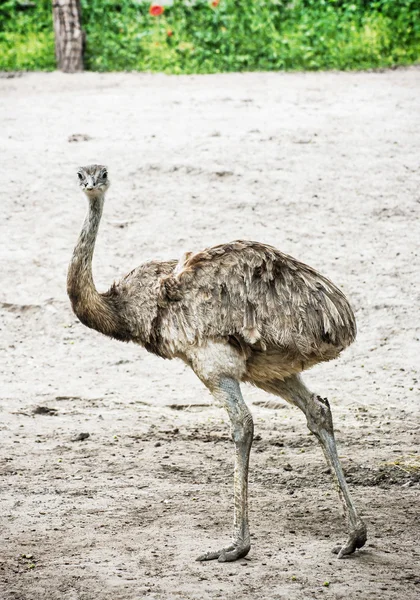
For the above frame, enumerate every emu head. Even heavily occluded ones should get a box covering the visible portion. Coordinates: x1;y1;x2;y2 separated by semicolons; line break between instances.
77;164;110;197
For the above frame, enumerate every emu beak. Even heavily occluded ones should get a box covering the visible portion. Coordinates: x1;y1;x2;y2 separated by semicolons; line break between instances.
85;175;95;191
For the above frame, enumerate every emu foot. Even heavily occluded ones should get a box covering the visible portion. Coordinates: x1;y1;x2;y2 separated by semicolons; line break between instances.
332;522;367;558
196;543;250;562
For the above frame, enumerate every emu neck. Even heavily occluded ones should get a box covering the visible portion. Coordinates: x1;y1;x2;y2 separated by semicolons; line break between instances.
67;195;120;337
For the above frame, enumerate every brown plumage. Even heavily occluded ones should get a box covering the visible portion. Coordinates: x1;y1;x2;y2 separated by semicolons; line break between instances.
102;241;356;369
68;165;366;563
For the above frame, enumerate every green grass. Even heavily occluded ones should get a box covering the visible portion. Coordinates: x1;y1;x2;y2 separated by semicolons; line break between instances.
0;0;419;72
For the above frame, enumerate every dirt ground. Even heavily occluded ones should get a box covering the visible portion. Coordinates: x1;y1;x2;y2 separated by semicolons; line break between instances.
1;68;419;600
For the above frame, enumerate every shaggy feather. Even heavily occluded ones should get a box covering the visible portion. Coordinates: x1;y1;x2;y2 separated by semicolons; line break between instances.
146;241;357;373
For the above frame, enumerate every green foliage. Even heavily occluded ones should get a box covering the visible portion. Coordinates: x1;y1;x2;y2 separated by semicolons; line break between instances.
0;0;419;72
0;0;55;70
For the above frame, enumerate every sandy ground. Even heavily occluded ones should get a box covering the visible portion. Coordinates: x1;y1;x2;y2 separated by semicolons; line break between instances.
1;68;419;600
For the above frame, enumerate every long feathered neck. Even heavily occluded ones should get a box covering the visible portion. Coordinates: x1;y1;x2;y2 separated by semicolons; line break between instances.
67;195;126;339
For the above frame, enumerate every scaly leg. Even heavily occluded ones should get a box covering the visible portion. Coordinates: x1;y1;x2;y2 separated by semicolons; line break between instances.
197;376;254;562
262;374;367;558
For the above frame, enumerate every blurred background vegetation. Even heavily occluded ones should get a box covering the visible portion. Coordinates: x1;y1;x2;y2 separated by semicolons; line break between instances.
0;0;419;72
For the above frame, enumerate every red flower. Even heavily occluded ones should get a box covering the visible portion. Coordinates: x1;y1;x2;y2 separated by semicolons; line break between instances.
149;5;164;16
167;29;173;37
211;0;220;6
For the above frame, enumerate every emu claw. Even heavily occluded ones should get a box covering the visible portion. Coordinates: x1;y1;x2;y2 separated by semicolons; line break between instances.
332;522;367;558
196;543;250;562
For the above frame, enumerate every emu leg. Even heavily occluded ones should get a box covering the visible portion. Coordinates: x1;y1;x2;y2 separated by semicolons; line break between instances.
264;375;367;558
196;377;254;562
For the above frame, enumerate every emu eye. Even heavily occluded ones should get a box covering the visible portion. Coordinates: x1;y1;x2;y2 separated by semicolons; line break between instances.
102;171;108;179
77;172;83;181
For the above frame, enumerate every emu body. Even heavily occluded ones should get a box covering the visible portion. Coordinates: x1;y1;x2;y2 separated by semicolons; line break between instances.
68;164;367;562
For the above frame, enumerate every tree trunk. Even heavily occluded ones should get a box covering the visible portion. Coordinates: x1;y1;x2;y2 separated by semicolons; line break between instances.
52;0;84;73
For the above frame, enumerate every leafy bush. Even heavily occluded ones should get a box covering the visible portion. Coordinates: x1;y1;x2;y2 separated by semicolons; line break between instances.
0;0;55;70
0;0;419;72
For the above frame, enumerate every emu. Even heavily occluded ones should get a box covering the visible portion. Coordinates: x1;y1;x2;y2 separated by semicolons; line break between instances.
67;164;367;562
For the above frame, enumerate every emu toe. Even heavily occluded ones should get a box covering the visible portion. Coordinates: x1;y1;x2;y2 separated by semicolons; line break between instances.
196;543;251;562
332;522;367;558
